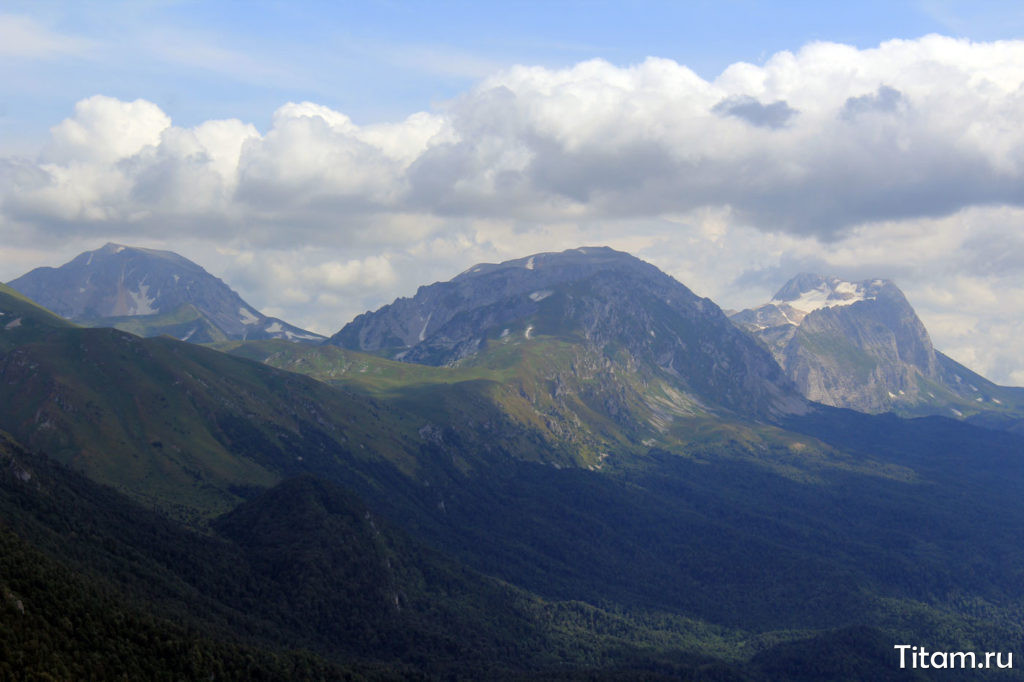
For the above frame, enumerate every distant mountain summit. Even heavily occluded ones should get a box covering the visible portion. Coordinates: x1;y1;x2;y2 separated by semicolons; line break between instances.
7;243;323;344
732;274;1024;424
330;246;806;419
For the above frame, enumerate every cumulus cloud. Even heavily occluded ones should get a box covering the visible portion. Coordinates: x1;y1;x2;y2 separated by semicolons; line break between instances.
10;36;1024;242
3;34;1024;383
44;96;171;164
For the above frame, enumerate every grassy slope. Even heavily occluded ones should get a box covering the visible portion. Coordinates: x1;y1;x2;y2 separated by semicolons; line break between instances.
0;282;74;351
0;327;428;518
218;335;710;468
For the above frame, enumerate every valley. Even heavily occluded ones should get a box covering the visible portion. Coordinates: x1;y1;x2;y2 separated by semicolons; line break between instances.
2;247;1023;679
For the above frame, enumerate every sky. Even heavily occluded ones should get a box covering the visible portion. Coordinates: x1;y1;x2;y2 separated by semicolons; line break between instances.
2;1;1024;385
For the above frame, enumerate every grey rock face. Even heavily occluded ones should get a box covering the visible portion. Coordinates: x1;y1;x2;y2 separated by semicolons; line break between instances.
731;274;1013;415
8;243;323;344
330;247;806;418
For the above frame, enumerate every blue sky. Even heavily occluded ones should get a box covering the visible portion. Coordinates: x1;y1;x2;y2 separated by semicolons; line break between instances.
4;1;1022;144
2;1;1024;384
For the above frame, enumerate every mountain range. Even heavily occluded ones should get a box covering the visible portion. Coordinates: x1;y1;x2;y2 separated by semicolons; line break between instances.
3;245;1024;679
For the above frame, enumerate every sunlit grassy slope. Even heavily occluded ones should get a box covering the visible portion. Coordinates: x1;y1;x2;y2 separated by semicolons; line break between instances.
0;283;74;351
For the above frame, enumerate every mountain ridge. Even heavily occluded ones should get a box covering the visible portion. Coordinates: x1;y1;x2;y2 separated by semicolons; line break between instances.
330;246;808;420
7;243;324;344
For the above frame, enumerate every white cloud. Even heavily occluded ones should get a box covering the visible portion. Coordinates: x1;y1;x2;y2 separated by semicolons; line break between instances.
0;14;94;59
15;37;1024;239
45;96;171;164
3;35;1024;384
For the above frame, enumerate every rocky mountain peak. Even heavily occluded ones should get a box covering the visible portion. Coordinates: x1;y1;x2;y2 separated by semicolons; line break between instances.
731;274;1002;414
330;247;807;419
451;246;636;281
771;274;894;313
7;244;323;344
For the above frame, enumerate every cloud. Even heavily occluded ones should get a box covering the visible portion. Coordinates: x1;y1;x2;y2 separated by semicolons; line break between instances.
0;14;94;59
4;35;1024;384
712;95;798;128
45;96;171;164
11;36;1024;242
841;85;905;119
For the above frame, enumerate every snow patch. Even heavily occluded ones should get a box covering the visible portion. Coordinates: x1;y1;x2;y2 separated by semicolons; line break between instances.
529;290;552;302
888;391;897;399
238;307;260;325
86;252;93;266
833;281;858;296
524;325;533;340
285;331;321;341
128;284;157;315
951;408;964;417
778;306;801;325
264;322;283;333
975;397;984;402
525;256;535;270
993;398;1003;404
418;312;433;342
500;328;510;338
181;327;196;341
5;317;23;329
114;246;125;254
784;281;874;315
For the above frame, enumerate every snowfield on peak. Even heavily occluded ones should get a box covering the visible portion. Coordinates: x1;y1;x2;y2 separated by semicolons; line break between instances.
776;280;876;316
